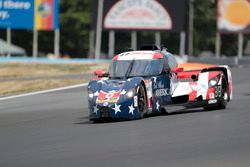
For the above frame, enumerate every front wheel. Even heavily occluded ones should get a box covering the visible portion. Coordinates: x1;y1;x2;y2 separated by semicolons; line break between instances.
137;84;148;119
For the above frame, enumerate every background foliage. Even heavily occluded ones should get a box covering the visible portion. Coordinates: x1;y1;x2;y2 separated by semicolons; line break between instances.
0;0;249;57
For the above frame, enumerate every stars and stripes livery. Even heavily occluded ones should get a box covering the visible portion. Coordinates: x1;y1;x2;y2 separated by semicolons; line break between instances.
87;46;233;122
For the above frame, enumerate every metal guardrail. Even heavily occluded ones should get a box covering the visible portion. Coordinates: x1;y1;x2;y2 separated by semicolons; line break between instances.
188;56;250;66
1;56;250;65
0;56;111;64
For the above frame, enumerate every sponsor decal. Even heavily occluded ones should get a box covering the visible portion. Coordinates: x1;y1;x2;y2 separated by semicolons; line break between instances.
209;93;215;99
104;0;172;30
37;1;51;18
191;84;207;92
96;90;121;103
208;99;217;104
214;86;222;98
155;88;170;97
35;0;58;30
96;99;118;103
134;96;138;107
200;83;207;90
153;81;165;89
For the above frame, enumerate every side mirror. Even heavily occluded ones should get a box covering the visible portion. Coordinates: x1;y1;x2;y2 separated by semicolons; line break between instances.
94;70;109;78
171;67;184;73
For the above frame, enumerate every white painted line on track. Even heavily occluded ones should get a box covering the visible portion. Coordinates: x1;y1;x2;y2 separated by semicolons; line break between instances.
0;83;88;101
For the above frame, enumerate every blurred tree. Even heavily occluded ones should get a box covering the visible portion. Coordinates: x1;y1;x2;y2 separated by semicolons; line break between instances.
60;0;91;58
193;0;217;56
1;0;249;57
193;0;250;56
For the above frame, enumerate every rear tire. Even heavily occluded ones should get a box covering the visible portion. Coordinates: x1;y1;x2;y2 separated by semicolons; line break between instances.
204;77;228;111
217;88;228;109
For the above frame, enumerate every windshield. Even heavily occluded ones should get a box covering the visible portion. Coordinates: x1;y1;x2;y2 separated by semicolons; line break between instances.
109;59;164;78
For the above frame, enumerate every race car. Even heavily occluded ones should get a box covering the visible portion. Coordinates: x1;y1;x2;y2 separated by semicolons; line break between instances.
87;45;232;121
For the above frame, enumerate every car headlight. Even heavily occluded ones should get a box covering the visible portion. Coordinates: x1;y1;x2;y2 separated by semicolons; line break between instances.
88;90;94;99
125;88;136;98
209;75;220;87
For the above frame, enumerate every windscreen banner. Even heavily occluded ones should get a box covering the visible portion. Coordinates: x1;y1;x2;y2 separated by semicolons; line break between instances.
0;0;59;30
217;0;250;33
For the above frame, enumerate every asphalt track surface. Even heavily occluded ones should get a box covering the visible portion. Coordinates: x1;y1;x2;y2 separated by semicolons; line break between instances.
1;66;250;167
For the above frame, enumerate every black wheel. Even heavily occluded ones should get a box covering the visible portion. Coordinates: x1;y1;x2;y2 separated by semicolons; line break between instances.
137;84;148;119
204;77;228;111
217;87;228;109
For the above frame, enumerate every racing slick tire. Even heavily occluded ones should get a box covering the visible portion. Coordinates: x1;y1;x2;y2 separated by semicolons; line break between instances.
137;84;148;119
204;77;228;111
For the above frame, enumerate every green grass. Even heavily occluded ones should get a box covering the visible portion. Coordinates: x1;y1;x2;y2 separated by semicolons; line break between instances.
0;62;109;96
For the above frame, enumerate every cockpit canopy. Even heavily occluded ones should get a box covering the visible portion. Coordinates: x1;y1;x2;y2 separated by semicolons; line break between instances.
109;50;177;78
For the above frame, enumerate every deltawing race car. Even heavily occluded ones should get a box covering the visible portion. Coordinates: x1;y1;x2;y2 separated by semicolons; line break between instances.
87;45;232;122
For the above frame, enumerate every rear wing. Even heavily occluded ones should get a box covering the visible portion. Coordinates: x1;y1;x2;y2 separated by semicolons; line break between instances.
177;70;200;79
